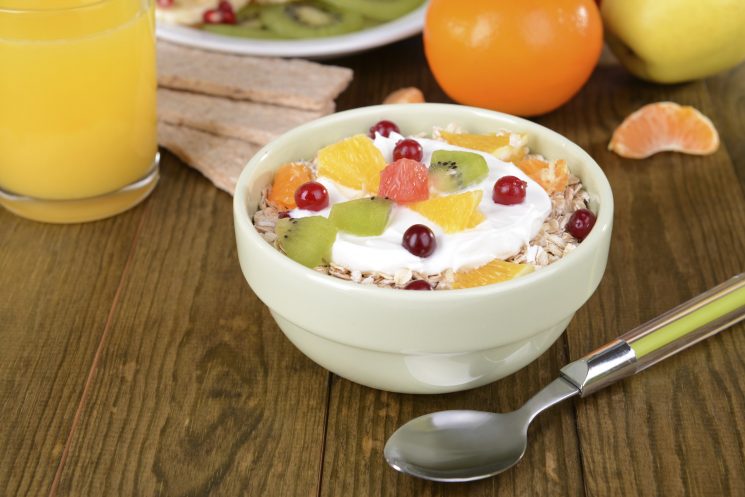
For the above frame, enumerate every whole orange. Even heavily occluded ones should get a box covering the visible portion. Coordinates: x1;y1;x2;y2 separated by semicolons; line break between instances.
423;0;603;116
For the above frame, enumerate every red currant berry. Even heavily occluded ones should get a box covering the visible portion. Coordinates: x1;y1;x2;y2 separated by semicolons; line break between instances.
156;0;174;7
277;211;291;219
567;208;596;241
202;8;223;23
369;120;400;139
294;181;329;211
393;138;423;162
404;280;433;291
492;175;527;205
217;0;233;12
221;9;236;23
402;224;436;258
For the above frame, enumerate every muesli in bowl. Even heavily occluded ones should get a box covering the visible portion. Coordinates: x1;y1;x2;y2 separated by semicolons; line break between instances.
233;103;612;393
252;120;597;290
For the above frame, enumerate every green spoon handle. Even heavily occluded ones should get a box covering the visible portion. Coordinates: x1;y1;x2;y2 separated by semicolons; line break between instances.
561;273;745;396
624;273;745;371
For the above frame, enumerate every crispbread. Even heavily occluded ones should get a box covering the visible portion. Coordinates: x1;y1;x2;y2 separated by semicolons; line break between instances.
157;42;353;111
158;88;333;146
157;122;259;195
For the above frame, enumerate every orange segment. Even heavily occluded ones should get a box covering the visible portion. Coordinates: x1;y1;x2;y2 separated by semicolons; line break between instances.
439;130;528;161
516;157;570;194
408;190;484;233
609;102;719;159
267;162;313;210
317;134;387;193
452;259;534;289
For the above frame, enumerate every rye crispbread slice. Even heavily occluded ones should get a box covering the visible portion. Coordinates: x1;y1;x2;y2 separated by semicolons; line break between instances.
158;122;259;195
158;88;333;146
157;42;353;111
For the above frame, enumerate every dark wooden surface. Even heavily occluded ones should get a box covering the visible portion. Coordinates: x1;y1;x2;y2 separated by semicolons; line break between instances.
2;37;744;497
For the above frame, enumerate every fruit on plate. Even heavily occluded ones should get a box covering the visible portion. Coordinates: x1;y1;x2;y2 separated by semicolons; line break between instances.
276;216;337;268
318;134;387;192
156;0;248;26
608;102;719;159
268;162;313;210
428;150;488;193
452;259;534;289
202;5;282;38
260;1;364;39
423;0;603;116
378;159;429;203
515;157;570;194
602;0;745;83
438;130;528;162
322;0;423;21
409;190;485;233
329;197;393;236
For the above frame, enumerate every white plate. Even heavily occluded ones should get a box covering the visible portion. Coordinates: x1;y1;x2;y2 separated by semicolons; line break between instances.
156;2;428;59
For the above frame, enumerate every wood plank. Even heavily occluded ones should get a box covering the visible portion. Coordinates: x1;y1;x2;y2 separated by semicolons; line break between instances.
52;155;330;497
562;65;745;496
320;340;584;497
705;63;745;184
319;37;584;497
0;199;146;496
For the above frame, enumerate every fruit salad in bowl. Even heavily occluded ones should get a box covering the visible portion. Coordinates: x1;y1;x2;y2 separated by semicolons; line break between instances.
253;121;597;290
234;104;613;394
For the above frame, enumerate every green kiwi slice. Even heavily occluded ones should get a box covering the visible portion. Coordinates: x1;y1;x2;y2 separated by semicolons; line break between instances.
329;197;392;236
260;1;364;39
429;150;489;192
276;216;337;268
320;0;423;22
203;5;283;39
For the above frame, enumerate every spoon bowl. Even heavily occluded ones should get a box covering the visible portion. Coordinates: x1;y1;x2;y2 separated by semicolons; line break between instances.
384;410;529;482
384;378;579;482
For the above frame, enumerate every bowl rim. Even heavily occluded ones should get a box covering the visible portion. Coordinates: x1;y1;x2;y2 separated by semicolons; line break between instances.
234;103;613;302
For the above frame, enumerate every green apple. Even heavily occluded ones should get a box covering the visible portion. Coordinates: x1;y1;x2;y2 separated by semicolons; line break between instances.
602;0;745;83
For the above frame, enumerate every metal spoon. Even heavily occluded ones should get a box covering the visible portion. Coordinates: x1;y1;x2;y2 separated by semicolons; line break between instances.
385;273;745;482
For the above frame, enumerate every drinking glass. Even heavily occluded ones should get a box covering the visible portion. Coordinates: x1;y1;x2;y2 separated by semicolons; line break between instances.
0;0;158;223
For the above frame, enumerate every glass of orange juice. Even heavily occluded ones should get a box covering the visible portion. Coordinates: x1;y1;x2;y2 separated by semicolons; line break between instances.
0;0;158;223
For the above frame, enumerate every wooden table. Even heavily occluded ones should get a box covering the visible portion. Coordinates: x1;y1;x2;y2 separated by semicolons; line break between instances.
2;37;744;497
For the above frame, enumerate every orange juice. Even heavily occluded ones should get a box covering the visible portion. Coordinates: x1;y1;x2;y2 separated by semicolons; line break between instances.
0;0;158;223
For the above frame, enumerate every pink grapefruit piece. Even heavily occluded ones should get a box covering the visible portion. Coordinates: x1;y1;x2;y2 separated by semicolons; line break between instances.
378;158;429;204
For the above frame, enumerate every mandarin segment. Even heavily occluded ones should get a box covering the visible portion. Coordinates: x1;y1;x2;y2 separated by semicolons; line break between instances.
516;157;569;194
608;101;719;159
267;162;313;210
408;190;484;233
439;130;528;161
452;259;534;289
317;134;387;192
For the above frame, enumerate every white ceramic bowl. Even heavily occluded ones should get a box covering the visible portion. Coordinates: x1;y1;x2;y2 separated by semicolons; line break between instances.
234;104;613;394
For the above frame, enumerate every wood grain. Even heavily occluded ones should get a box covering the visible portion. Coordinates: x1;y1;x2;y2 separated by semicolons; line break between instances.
0;206;146;497
51;157;330;496
705;63;745;185
320;340;584;497
559;65;745;497
2;34;744;497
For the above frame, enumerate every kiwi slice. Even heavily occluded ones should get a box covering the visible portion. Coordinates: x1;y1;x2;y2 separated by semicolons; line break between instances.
321;0;423;22
276;216;337;268
203;5;283;39
202;24;284;39
429;150;489;192
261;1;364;39
329;197;392;236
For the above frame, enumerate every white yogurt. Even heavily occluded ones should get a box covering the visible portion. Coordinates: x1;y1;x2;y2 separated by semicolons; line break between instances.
290;132;551;274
